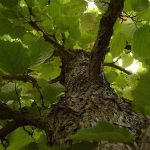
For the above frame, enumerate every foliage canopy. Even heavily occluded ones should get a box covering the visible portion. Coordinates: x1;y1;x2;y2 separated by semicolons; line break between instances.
0;0;150;149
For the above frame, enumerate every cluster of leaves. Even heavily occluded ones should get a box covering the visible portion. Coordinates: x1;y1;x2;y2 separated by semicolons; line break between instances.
0;0;150;149
105;0;150;114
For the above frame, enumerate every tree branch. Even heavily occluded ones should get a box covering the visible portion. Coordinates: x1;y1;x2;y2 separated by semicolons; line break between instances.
104;63;132;75
89;0;125;80
1;74;45;107
28;20;63;50
0;121;20;140
1;74;34;83
25;1;72;59
0;102;47;139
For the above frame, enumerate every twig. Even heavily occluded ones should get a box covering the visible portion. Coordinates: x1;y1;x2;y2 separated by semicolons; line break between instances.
24;0;72;59
104;62;132;75
120;11;136;23
28;20;63;50
14;82;21;109
113;56;122;63
61;33;66;48
1;139;9;150
1;75;45;108
23;126;34;139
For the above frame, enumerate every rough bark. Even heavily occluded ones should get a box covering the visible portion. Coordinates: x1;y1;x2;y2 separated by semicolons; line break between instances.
45;51;149;149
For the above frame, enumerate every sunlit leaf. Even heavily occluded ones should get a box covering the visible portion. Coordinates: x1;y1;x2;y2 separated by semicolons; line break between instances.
130;0;149;11
63;0;87;16
110;33;126;57
32;57;61;81
137;7;150;21
7;128;33;150
132;71;150;114
122;54;133;67
133;25;150;59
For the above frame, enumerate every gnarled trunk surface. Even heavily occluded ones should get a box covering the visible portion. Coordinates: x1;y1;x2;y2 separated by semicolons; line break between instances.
45;51;149;149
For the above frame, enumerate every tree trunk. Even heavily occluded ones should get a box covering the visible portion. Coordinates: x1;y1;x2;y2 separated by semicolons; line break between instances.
45;50;149;149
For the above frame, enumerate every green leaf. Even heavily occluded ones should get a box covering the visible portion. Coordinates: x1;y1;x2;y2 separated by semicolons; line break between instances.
0;0;19;8
121;23;137;43
0;40;30;75
137;7;150;21
21;32;38;45
115;73;127;88
130;0;149;11
29;38;53;66
37;0;48;6
25;0;35;7
110;33;126;57
42;82;64;105
32;57;61;81
68;16;80;40
133;25;150;59
7;128;33;150
21;142;39;150
0;6;21;19
37;80;64;106
54;15;81;40
79;32;96;48
123;87;133;100
0;82;21;102
47;1;62;18
124;0;132;11
63;0;87;16
38;17;53;33
71;122;134;142
122;54;133;67
105;70;118;83
132;71;150;114
80;13;97;32
104;53;113;63
37;134;52;150
0;18;25;38
59;0;70;4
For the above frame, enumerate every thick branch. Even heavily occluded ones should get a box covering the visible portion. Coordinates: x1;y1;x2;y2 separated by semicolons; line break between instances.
104;63;132;75
0;121;20;140
89;0;125;80
1;74;36;83
0;102;47;138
